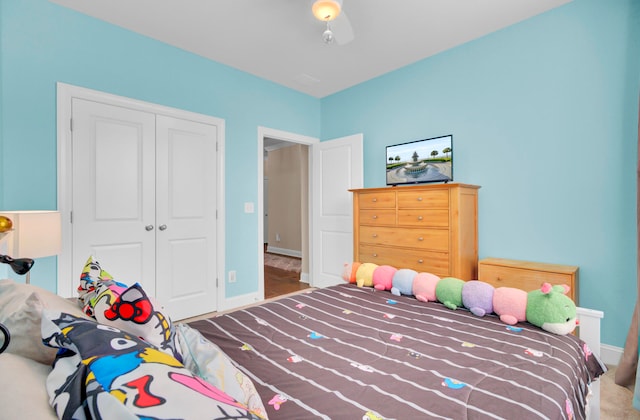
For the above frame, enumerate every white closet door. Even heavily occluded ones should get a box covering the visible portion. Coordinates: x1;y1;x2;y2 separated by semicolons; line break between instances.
71;98;157;294
155;115;218;320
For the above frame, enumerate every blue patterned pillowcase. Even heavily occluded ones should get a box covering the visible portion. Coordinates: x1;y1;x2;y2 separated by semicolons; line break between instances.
41;311;264;419
77;256;181;361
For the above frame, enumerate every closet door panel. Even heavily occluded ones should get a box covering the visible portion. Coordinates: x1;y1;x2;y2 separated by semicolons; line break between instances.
156;115;218;320
71;98;156;295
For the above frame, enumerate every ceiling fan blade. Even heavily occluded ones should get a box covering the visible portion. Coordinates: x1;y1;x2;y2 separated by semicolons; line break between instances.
332;11;354;45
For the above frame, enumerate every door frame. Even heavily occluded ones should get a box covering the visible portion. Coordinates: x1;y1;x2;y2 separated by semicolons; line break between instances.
56;83;226;308
257;127;318;298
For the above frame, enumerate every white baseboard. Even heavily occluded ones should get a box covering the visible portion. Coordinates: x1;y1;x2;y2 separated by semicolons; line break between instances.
600;344;623;366
266;246;302;258
300;272;309;284
218;292;262;313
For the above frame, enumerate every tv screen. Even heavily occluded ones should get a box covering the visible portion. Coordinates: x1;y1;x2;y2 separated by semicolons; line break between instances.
386;135;453;186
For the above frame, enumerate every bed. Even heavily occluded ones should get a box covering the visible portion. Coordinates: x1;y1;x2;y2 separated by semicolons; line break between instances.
189;283;605;419
0;263;605;420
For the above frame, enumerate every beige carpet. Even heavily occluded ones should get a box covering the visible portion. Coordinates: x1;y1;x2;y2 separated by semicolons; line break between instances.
602;365;640;419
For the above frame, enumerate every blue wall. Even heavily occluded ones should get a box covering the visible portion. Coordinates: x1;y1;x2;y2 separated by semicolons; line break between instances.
322;0;640;348
0;0;320;294
1;0;638;348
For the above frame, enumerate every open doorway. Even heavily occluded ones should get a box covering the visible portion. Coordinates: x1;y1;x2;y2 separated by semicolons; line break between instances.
263;139;310;298
257;127;318;300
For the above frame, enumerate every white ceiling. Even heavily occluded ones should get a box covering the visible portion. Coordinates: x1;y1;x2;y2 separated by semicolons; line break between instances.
48;0;572;98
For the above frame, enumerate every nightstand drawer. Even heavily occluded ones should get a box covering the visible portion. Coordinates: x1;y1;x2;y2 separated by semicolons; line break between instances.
478;258;578;304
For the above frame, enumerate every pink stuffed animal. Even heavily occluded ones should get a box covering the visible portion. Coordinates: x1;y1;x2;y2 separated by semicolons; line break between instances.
373;265;397;291
492;287;528;325
412;272;441;302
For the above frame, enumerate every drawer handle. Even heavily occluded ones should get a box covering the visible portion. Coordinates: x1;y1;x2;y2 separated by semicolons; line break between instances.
372;215;378;219
417;259;424;264
417;216;423;221
417;197;423;201
372;253;378;257
418;237;424;241
372;233;378;238
372;198;377;202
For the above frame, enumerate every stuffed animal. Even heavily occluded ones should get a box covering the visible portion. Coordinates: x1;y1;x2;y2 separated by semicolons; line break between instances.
354;263;378;288
391;269;417;296
341;262;361;284
493;287;528;325
435;277;465;310
526;283;576;335
461;280;495;317
373;265;397;291
412;272;440;302
341;261;577;335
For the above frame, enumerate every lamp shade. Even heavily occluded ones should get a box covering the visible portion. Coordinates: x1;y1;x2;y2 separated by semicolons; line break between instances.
312;0;341;21
0;211;61;259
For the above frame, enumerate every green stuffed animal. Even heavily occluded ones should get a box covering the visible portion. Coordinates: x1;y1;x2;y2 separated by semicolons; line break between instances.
435;277;465;310
526;283;577;335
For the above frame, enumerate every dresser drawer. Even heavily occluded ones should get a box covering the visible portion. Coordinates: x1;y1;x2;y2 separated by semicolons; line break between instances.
358;244;449;277
358;209;396;225
397;190;449;209
359;226;448;251
358;191;396;209
397;209;448;227
478;258;578;303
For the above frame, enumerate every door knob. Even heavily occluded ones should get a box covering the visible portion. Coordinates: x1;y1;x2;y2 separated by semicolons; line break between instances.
145;225;154;231
159;224;167;231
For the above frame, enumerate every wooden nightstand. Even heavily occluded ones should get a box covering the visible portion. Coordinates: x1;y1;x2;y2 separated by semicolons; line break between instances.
478;258;578;304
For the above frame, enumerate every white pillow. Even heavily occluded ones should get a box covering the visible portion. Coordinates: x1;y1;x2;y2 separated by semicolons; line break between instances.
0;353;57;419
0;279;88;364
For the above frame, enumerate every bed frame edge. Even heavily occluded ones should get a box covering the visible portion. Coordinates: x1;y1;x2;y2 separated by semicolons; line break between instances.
576;306;603;420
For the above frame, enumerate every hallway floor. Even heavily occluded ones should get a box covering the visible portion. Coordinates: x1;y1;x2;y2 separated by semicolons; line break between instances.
264;261;309;299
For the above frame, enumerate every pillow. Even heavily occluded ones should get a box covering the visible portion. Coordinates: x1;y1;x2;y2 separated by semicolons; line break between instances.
0;353;57;419
0;279;87;364
76;255;118;317
175;323;267;418
77;256;181;361
41;311;264;420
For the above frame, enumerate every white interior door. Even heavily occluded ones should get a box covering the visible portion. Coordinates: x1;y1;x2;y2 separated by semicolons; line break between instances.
155;115;218;320
71;98;157;294
311;134;363;288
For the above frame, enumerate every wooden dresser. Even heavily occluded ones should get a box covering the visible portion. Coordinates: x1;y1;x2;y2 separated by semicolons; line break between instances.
478;258;578;304
350;183;479;279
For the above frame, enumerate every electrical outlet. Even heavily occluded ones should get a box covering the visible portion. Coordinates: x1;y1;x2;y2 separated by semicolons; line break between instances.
228;270;237;283
276;233;281;242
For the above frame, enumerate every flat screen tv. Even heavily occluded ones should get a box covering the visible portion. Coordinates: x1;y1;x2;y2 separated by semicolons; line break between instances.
386;134;453;186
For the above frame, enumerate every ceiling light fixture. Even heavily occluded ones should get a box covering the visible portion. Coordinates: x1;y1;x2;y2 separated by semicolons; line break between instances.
312;0;341;22
322;23;335;44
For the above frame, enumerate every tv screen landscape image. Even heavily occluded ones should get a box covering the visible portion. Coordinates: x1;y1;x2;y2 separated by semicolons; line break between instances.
386;134;453;186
